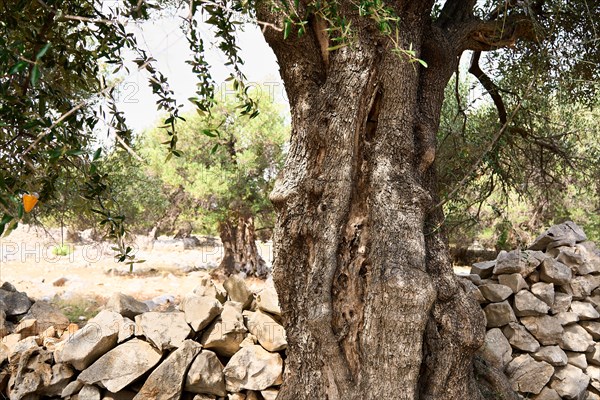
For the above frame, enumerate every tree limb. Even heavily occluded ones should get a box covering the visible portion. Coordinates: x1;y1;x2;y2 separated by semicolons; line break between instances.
468;51;507;124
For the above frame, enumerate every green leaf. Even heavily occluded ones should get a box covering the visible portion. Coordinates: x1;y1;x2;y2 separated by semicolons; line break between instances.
210;143;219;154
9;61;27;74
30;64;41;86
92;148;102;161
283;19;292;40
36;42;51;59
417;58;428;68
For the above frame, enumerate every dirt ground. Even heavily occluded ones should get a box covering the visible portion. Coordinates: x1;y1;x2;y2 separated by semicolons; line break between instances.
0;225;271;306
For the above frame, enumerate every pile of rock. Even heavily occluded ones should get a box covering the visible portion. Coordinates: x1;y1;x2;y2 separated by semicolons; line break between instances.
0;274;286;400
465;222;600;399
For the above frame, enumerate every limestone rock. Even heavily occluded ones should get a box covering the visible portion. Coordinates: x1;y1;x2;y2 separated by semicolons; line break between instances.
256;286;281;316
103;390;138;400
134;339;202;400
260;389;279;400
520;316;564;346
193;272;227;303
479;283;513;302
564;275;600;300
0;288;32;316
532;346;568;366
201;302;247;357
471;261;495;279
556;247;594;276
247;311;287;352
570;301;600;320
483;301;517;328
180;295;223;332
223;345;283;392
185;350;227;397
118;317;136;343
586;343;600;366
223;276;253;309
514;290;551;317
529;221;587;251
540;258;572;285
580;321;600;340
106;292;149;319
550;364;590;399
78;338;162;393
23;300;70;332
556;312;580;326
560;324;595;352
498;273;529;293
551;293;573;314
460;280;486;303
494;250;526;275
502;322;540;353
79;384;102;400
565;351;588;370
531;387;561;400
61;380;83;397
478;328;512;370
506;354;554;394
135;311;192;351
531;282;555;307
54;310;121;370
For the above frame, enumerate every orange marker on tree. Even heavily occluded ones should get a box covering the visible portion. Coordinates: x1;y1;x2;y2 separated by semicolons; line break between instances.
23;193;39;213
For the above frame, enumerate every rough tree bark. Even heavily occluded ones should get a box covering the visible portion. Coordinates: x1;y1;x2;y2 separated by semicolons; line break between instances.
219;214;268;278
256;1;532;399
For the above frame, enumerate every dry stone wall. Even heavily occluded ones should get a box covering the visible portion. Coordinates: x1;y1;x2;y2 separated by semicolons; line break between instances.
2;221;599;400
0;274;285;400
466;221;600;400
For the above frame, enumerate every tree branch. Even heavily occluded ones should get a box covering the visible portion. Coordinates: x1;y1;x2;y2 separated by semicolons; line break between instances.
468;51;507;124
463;13;539;51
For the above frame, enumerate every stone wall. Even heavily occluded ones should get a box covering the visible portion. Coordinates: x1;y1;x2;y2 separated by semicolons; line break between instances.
465;222;600;399
2;221;599;399
0;274;285;400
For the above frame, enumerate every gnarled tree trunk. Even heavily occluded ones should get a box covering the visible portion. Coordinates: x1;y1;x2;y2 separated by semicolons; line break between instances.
256;2;520;400
219;214;268;278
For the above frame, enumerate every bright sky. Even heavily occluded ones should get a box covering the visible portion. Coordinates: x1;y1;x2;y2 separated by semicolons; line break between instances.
115;13;287;133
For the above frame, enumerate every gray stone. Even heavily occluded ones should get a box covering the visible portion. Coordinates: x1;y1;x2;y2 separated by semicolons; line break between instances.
580;321;600;340
200;301;247;357
246;311;287;352
585;390;600;400
494;250;526;275
106;292;149;319
78;338;162;393
79;384;102;400
528;270;541;284
61;380;83;397
260;389;279;400
560;324;595;352
563;275;600;300
566;351;588;370
502;322;541;353
459;279;486;303
531;282;555;307
134;339;202;400
23;300;70;332
478;328;513;370
498;273;529;293
223;345;283;392
135;311;192;351
586;343;600;366
118;317;136;343
180;295;223;332
479;283;513;302
514;290;551;316
540;258;572;285
223;276;254;309
556;247;594;276
532;346;568;366
506;354;554;394
102;390;138;400
464;274;483;286
185;350;227;396
556;312;580;326
0;288;32;316
54;310;121;370
552;293;573;314
484;301;517;328
471;261;496;279
529;221;587;251
576;241;600;273
587;364;600;382
531;387;561;400
571;301;600;320
520;316;564;346
550;364;590;399
256;286;281;316
193;272;227;303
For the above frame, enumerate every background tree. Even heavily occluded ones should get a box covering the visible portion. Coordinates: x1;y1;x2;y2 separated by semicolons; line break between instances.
141;91;288;277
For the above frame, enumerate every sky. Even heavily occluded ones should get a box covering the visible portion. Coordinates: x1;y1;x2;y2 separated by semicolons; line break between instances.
113;11;287;133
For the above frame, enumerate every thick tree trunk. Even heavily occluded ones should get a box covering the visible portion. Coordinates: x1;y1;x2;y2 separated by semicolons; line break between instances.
257;3;516;400
218;214;268;278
